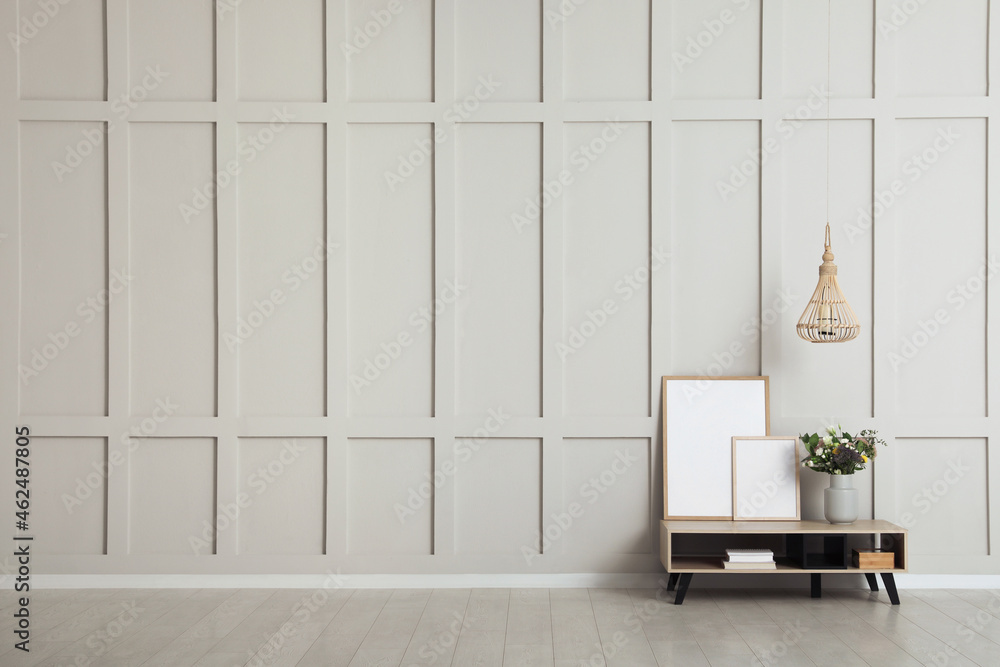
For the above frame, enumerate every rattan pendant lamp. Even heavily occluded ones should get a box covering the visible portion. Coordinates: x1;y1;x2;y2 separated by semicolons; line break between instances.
796;0;860;344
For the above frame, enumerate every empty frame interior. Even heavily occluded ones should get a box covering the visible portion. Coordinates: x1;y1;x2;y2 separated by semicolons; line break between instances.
732;436;801;521
663;376;770;520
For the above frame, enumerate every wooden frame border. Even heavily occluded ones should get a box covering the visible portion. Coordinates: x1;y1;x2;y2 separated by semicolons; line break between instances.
662;376;770;520
731;435;801;521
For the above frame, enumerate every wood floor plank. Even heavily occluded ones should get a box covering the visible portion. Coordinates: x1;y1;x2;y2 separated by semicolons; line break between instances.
140;589;277;667
3;587;998;667
398;588;471;666
244;589;354;667
33;588;201;667
587;589;658;667
753;593;869;667
786;592;924;667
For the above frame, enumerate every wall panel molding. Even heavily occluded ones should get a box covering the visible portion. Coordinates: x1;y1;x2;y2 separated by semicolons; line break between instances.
2;0;996;577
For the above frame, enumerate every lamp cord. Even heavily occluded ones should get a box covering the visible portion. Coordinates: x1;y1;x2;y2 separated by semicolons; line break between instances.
826;0;832;225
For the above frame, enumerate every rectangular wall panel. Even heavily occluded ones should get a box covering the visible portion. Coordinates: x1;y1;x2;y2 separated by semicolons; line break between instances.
238;0;325;101
456;124;541;418
892;0;987;97
563;0;649;101
561;439;650;556
454;439;541;555
346;0;434;102
238;124;327;417
894;118;986;418
781;0;873;98
129;438;216;555
238;438;326;555
670;121;760;377
779;121;873;418
32;437;107;555
894;439;988;557
19;121;108;416
347;124;434;417
347;439;433;556
672;0;761;100
129;0;215;101
17;0;106;100
563;122;650;417
129;123;217;417
456;0;540;102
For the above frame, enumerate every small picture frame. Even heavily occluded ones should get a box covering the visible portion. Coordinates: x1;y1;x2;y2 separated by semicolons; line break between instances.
732;436;801;521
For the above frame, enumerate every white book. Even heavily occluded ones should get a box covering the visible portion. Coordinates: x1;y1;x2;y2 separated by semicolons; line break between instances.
723;561;777;570
726;549;774;563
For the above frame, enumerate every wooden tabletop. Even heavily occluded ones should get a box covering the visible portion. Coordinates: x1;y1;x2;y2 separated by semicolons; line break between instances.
661;519;907;534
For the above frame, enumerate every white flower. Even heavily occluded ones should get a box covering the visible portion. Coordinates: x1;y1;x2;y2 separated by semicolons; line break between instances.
816;448;824;456
823;436;833;446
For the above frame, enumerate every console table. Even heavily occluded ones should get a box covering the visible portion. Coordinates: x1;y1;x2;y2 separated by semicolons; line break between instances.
660;519;908;605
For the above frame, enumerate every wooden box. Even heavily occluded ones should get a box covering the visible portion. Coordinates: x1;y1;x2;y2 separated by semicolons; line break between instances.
852;548;895;569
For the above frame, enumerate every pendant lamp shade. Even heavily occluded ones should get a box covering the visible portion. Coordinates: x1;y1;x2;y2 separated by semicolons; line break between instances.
796;223;860;343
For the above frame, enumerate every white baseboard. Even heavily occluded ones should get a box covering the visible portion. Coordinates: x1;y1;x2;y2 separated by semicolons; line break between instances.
25;573;1000;589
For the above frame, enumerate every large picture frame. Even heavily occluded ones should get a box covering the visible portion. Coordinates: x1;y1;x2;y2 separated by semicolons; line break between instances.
662;376;770;520
732;436;801;521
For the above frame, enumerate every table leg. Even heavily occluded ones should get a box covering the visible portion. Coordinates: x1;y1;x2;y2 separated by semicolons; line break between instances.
674;574;694;605
864;573;879;592
811;573;822;599
880;573;900;605
667;573;679;592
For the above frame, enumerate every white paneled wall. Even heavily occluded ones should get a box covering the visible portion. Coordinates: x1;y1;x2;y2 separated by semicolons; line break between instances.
0;0;997;580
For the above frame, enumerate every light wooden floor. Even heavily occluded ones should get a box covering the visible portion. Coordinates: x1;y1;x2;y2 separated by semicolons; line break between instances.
0;587;998;666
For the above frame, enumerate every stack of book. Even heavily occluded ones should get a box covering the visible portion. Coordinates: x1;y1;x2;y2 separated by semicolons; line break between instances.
723;548;777;569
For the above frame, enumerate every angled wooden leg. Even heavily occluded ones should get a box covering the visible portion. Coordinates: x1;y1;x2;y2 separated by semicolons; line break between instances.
880;573;900;605
864;573;879;592
811;573;822;599
667;573;680;592
674;574;694;605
